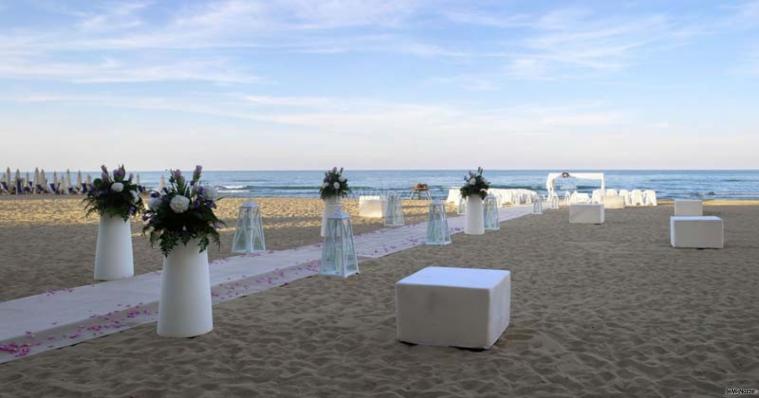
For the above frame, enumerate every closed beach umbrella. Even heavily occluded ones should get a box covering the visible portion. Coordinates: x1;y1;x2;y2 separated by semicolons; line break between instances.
62;170;71;194
86;174;92;185
25;172;31;192
14;169;21;194
52;171;59;193
159;175;166;191
34;168;40;193
65;169;72;194
76;171;83;193
5;167;11;188
40;169;49;192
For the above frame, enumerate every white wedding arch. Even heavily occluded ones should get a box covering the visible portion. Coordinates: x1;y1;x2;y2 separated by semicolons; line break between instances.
546;172;605;196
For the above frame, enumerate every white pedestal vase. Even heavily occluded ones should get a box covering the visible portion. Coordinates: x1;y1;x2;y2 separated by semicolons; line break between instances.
321;197;342;237
93;215;134;280
158;240;213;338
464;196;485;235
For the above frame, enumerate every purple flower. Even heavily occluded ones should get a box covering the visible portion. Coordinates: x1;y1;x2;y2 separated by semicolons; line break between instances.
113;165;126;181
192;165;202;181
100;165;109;182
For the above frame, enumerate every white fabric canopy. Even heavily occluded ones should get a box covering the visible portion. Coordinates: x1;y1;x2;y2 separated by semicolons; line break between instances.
546;172;605;195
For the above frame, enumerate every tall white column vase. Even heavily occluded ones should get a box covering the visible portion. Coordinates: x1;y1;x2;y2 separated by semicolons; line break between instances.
94;215;134;280
320;196;342;237
464;195;485;235
158;240;213;338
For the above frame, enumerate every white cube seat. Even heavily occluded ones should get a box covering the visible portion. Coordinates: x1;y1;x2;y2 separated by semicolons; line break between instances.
569;204;605;224
358;196;384;218
603;196;625;209
674;199;703;216
395;266;511;349
670;216;724;249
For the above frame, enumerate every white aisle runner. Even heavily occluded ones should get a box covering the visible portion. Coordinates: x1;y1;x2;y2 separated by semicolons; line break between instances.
0;206;533;362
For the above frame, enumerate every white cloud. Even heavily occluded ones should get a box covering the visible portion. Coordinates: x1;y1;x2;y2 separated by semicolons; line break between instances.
77;1;150;32
0;56;260;84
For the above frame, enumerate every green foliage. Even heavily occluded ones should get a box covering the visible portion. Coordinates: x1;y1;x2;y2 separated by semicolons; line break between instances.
460;167;491;200
142;166;224;256
82;165;143;222
319;166;350;200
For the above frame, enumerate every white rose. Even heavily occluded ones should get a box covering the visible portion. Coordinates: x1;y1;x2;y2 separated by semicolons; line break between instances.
468;178;476;185
338;176;346;183
333;182;340;189
321;182;328;188
111;182;124;192
169;195;190;213
148;197;162;211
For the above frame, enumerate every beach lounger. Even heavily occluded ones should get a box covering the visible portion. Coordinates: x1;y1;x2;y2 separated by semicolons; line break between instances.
617;189;629;206
644;190;658;206
630;190;644;206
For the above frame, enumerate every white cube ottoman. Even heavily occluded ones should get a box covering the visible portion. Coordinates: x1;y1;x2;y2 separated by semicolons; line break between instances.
395;266;510;349
358;196;384;218
674;199;703;216
569;204;605;224
603;196;625;209
670;216;724;249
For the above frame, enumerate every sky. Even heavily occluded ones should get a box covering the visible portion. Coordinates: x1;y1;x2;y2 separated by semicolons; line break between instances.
1;0;759;171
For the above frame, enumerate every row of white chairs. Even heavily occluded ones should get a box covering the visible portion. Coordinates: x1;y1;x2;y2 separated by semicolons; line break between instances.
446;188;539;207
593;189;657;207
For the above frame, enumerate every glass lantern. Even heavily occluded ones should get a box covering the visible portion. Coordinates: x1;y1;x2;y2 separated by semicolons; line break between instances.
457;198;467;215
384;193;405;227
484;195;500;231
320;209;359;278
231;201;266;254
426;200;451;245
533;196;543;214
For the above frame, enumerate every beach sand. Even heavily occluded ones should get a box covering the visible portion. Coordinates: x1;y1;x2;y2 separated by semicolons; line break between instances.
0;196;440;301
1;201;758;396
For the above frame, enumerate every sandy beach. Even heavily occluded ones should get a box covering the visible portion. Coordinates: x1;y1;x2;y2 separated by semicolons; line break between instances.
0;200;757;397
0;196;439;301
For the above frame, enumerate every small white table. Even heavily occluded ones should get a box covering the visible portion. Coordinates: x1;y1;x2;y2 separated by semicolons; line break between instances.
603;196;625;209
358;196;384;218
395;266;510;349
670;216;724;249
569;204;605;224
674;199;703;216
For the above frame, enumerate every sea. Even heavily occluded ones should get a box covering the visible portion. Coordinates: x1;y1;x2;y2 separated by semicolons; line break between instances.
120;170;759;200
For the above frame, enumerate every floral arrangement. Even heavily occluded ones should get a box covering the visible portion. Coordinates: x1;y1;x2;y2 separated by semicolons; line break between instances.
142;166;224;256
83;165;143;221
319;167;350;200
460;167;490;199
